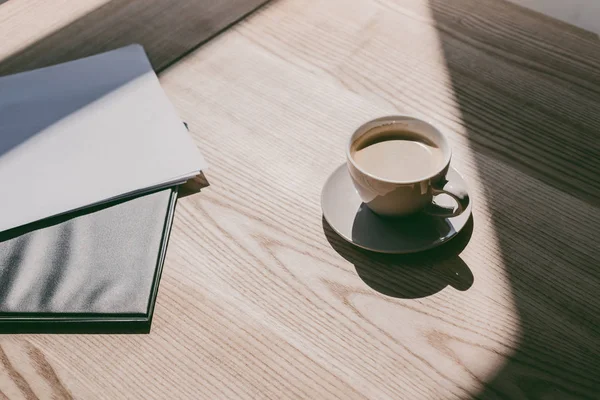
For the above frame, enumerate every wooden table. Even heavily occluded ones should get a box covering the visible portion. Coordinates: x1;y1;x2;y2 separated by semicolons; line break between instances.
1;0;600;398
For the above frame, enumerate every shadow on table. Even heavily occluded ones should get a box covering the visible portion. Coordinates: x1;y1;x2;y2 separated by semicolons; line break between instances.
428;0;600;397
179;171;211;198
504;0;600;37
0;0;271;76
323;215;474;299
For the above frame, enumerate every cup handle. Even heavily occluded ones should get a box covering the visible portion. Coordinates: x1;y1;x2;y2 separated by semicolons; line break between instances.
423;178;470;218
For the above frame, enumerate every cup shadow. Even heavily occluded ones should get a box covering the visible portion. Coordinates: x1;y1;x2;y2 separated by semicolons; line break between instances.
323;214;474;299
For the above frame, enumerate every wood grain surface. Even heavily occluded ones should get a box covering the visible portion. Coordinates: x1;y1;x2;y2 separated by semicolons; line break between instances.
1;0;600;398
0;0;270;75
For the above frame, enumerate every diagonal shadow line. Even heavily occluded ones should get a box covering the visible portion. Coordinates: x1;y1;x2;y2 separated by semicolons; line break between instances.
428;0;600;398
0;51;149;158
0;0;272;76
324;215;475;299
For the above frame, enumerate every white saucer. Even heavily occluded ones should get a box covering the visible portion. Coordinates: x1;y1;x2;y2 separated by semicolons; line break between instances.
321;164;472;254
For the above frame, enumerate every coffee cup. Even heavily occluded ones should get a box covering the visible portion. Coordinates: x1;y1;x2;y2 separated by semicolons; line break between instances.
347;116;469;217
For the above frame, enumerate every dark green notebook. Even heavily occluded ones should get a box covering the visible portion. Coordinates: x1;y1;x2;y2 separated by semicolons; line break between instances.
0;187;178;333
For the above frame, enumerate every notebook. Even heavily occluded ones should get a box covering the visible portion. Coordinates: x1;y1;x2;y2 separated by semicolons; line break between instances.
0;45;207;233
0;187;178;333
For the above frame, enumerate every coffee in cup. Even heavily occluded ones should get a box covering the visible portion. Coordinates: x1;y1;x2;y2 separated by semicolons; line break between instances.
347;116;469;217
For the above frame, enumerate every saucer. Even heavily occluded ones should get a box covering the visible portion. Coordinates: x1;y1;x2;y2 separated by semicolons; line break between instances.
321;164;472;254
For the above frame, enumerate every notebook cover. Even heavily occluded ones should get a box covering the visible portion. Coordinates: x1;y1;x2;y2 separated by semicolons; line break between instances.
0;187;178;333
0;45;206;233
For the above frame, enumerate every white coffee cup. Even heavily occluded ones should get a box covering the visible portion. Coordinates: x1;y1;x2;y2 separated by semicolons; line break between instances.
347;116;469;217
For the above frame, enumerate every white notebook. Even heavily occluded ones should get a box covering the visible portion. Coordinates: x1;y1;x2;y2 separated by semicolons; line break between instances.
0;45;207;233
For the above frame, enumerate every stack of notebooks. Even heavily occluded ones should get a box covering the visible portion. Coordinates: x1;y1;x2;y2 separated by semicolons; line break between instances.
0;45;207;333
